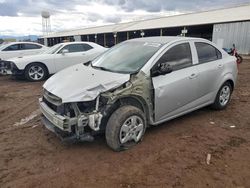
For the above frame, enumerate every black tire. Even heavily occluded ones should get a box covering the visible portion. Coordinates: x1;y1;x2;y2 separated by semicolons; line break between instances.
105;105;146;151
25;63;48;82
211;82;232;110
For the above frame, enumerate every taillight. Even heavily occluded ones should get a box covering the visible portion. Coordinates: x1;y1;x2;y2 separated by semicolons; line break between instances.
236;59;239;71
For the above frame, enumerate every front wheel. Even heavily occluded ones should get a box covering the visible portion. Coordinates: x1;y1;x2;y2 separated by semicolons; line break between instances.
105;105;146;151
211;82;232;110
25;63;48;81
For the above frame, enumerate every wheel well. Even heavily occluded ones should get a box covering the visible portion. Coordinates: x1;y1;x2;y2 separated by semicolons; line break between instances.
225;79;234;91
25;62;49;74
116;97;145;112
100;96;149;131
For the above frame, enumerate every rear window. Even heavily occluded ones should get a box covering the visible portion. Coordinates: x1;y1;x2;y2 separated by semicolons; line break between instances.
82;44;93;51
22;43;42;50
195;42;222;64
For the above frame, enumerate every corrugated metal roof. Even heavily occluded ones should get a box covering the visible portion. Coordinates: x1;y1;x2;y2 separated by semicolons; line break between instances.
42;4;250;38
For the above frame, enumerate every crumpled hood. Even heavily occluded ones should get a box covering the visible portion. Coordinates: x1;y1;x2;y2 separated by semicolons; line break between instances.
43;63;130;103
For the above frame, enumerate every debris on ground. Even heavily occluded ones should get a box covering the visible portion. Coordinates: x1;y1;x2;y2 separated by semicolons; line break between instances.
206;153;212;165
1;60;250;187
13;109;40;127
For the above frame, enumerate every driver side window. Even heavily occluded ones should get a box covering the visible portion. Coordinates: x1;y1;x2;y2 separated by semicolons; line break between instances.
157;43;193;71
58;44;92;53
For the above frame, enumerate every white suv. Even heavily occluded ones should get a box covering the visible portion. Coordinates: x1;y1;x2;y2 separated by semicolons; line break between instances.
0;42;47;60
0;42;48;74
8;42;107;81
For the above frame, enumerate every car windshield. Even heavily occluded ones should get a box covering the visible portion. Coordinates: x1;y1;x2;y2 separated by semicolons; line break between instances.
91;41;162;74
0;43;10;50
44;43;63;54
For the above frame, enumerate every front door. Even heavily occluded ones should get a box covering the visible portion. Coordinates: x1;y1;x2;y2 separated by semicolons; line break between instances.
54;44;89;72
152;42;199;123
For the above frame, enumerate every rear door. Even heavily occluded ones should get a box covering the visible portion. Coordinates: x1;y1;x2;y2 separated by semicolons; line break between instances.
1;44;22;59
20;43;43;56
152;42;199;123
194;42;224;104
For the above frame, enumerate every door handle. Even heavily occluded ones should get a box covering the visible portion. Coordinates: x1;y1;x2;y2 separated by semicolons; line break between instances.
189;73;197;79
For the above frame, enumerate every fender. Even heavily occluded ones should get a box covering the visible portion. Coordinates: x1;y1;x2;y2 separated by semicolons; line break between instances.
211;72;235;102
24;62;50;74
100;94;153;130
220;72;235;90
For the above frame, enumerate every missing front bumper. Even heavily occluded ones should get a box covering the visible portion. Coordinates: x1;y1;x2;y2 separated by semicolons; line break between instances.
41;116;94;142
39;98;96;142
39;98;72;131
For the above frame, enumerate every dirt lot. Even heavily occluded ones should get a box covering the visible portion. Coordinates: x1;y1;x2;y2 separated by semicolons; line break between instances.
0;59;250;188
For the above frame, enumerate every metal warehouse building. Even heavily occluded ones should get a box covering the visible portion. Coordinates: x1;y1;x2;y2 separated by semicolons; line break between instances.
40;4;250;54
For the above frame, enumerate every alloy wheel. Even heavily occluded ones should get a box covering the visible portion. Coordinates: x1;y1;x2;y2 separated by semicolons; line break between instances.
219;85;231;106
119;115;144;144
28;65;44;80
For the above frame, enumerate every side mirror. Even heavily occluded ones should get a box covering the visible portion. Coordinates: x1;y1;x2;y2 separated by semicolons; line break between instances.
61;49;69;55
151;62;173;77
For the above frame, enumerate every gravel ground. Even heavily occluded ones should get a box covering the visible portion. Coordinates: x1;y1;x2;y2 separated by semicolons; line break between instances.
0;59;250;188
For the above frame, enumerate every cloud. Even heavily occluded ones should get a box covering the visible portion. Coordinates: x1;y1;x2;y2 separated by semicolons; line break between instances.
0;0;249;36
101;0;250;12
104;16;122;23
0;0;91;17
0;1;21;16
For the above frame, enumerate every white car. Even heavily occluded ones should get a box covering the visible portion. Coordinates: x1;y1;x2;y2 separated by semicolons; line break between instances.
8;42;107;81
0;42;47;60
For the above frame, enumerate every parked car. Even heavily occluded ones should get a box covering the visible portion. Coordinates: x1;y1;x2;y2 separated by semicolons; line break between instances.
0;42;48;74
6;42;107;81
0;42;47;60
39;37;238;151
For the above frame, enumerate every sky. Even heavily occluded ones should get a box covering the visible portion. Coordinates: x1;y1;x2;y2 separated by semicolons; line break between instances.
0;0;250;37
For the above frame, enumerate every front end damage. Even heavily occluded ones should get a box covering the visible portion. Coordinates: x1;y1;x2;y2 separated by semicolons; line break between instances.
40;90;106;142
40;71;154;142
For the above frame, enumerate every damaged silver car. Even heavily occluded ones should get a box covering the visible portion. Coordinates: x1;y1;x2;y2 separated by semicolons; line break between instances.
39;37;238;151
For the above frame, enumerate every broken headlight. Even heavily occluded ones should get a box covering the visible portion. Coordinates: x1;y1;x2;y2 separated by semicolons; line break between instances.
77;100;96;113
77;96;108;114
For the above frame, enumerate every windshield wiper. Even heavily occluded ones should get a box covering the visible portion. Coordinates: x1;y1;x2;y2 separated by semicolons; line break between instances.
83;61;91;66
95;66;111;71
91;64;114;72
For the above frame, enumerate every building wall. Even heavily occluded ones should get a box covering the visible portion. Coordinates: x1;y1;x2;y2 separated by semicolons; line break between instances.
212;21;250;54
48;25;212;47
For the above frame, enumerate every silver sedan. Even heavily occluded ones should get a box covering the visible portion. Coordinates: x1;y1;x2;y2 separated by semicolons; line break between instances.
40;37;238;151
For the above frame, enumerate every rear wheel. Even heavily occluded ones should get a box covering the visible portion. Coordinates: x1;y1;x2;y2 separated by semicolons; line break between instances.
25;63;48;81
211;82;232;110
105;105;146;151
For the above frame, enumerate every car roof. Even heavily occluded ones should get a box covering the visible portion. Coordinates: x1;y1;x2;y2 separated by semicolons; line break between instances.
61;41;99;45
127;36;208;45
57;41;103;48
5;41;44;46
